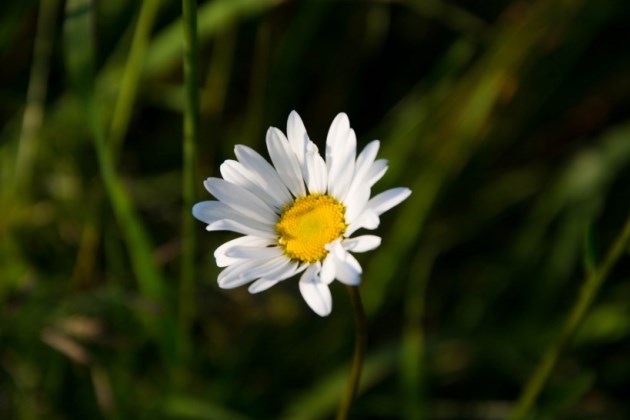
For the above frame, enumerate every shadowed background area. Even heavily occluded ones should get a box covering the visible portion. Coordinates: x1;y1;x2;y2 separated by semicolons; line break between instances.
1;0;630;418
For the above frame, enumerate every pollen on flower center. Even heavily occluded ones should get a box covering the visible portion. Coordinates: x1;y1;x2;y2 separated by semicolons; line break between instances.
276;194;346;263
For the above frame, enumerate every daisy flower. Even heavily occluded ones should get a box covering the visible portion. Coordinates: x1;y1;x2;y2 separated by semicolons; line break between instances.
193;111;410;316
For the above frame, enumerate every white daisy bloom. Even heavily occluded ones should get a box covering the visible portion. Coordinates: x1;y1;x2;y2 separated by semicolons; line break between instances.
193;111;411;316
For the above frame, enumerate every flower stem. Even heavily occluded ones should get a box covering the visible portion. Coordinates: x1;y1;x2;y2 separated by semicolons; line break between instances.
509;212;630;419
179;0;199;341
337;285;367;420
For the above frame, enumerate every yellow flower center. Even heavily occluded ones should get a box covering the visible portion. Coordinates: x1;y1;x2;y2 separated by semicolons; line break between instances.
276;194;346;263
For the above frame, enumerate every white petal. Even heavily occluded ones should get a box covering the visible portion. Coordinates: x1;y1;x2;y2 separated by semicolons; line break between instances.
368;187;412;216
193;201;275;233
326;240;362;286
326;114;356;200
259;259;301;282
334;260;362;285
341;141;382;223
220;160;283;210
219;159;243;183
343;235;381;253
334;128;357;199
218;256;290;289
266;127;306;197
192;200;231;225
225;245;283;259
343;185;371;225
344;140;379;195
320;252;336;285
355;141;380;174
345;208;380;236
248;278;279;294
325;113;350;160
305;141;328;194
204;178;278;224
234;145;293;206
366;159;388;187
207;219;276;239
214;236;273;267
299;264;332;316
217;259;266;289
248;261;302;293
287;111;309;166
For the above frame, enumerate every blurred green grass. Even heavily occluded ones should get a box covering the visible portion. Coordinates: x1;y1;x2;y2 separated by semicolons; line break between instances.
2;0;630;418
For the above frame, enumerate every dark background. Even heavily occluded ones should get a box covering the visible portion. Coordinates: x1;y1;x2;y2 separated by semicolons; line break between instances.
1;0;630;418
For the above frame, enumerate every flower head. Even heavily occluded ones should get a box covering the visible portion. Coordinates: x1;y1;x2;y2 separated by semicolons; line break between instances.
193;111;411;316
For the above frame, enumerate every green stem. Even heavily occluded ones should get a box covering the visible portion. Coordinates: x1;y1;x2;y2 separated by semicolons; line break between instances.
509;212;630;419
180;0;200;338
336;286;367;420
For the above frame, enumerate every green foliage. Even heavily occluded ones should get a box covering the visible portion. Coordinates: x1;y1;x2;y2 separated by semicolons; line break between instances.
2;0;630;418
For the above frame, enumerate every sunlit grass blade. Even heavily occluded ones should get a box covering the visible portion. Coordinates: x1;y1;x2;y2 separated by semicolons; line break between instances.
145;0;282;78
400;245;437;419
509;210;630;418
508;122;630;418
108;0;161;158
15;0;61;190
63;0;172;358
6;0;281;160
201;26;236;119
363;0;595;315
162;394;249;420
399;0;486;38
